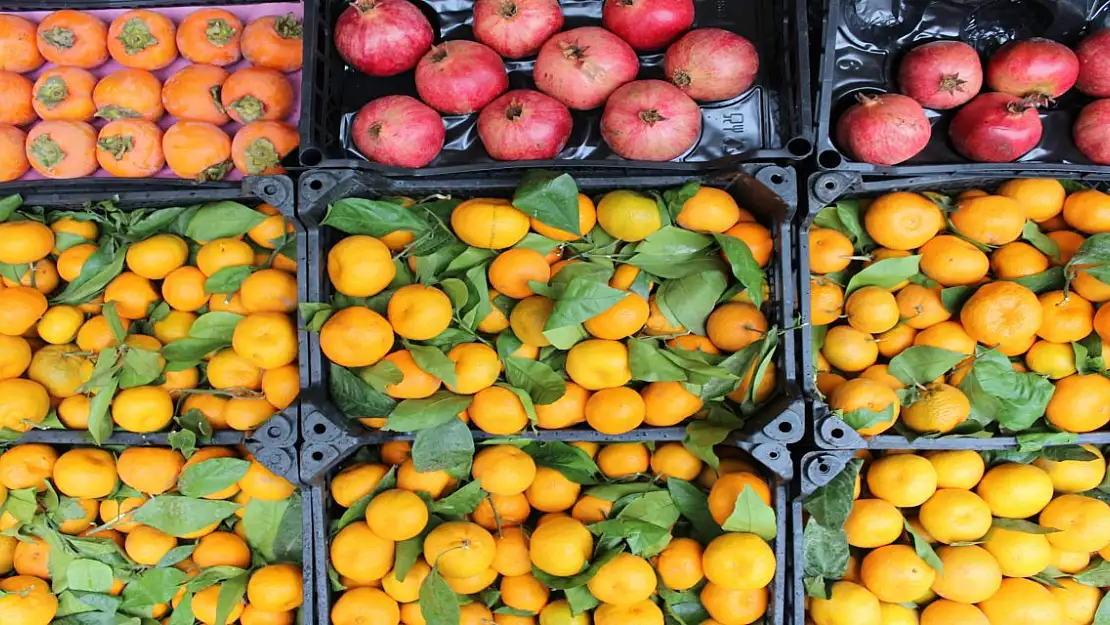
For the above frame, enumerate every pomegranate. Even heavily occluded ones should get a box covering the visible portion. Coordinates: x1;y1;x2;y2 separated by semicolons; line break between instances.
897;40;983;110
664;29;759;102
949;93;1043;162
600;79;701;161
986;38;1079;101
334;0;434;77
835;93;931;165
415;40;509;115
478;89;573;160
602;0;694;52
1074;99;1110;164
473;0;564;59
534;27;640;110
1076;29;1110;97
352;95;445;168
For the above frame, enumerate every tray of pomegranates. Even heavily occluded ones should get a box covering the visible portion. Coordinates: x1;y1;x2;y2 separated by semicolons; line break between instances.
816;0;1110;173
298;0;813;173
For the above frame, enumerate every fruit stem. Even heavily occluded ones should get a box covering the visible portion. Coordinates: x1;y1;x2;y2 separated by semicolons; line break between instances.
367;121;383;139
499;0;519;18
505;101;524;121
350;0;380;12
1007;98;1037;115
855;93;882;107
429;45;449;63
938;73;968;94
639;109;666;125
672;69;692;89
559;41;586;62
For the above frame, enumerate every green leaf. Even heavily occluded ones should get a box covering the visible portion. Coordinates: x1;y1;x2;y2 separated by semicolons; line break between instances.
395;517;442;582
331;364;397;419
803;518;849;590
657;270;730;335
667;479;723;542
162;337;229;363
322;198;429;237
1076;557;1110;587
635;227;714;257
189;312;244;340
213;572;248;625
0;194;22;220
1013;267;1066;293
721;486;777;539
840;403;895;432
903;518;943;574
204;266;253;295
512;170;580;235
845;255;922;295
87;376;118;446
715;234;765;308
531;545;624;589
804;458;864;527
542;323;588;350
616;491;681;528
887;346;967;386
1022;221;1061;263
121;568;188;608
521;441;599;484
385;391;472;432
586;483;662;501
50;245;128;305
177;458;251;498
504;357;566;405
430;481;485;517
406;343;459;389
683;408;745;469
419;567;461;625
628;338;688;382
960;349;1054;432
130;496;240;537
156;544;197;568
661;182;700;219
565;586;600;615
545;278;628;330
1092;592;1110;625
588;519;671;557
941;286;974;313
412;418;474;476
992;518;1060;534
1068;234;1110;275
185;201;267;240
102;301;128;344
66;559;114;593
119;347;163;389
1016;432;1078;453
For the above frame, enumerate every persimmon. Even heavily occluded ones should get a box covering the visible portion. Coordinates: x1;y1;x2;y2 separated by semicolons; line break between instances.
0;15;43;73
177;8;242;66
241;13;303;73
32;67;97;122
231;121;298;175
107;10;177;70
220;67;293;124
0;124;28;182
0;72;35;127
93;69;163;122
37;10;109;69
96;119;165;178
26;120;98;179
162;64;230;125
163;121;232;181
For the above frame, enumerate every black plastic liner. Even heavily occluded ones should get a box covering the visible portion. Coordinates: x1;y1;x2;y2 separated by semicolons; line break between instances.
299;0;814;174
815;0;1110;174
305;438;791;625
0;176;305;485
799;169;1110;450
295;164;804;482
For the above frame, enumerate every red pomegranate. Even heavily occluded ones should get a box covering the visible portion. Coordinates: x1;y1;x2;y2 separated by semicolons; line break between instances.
949;93;1043;162
472;0;564;59
602;0;694;51
478;89;573;160
1076;29;1110;97
352;95;445;168
986;38;1079;101
835;93;931;165
334;0;434;77
664;28;759;102
897;40;983;109
415;40;509;115
600;79;701;161
534;27;640;110
1074;99;1110;164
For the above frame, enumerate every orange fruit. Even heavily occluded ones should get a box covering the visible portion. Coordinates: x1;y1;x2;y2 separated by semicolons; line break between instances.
702;532;775;591
676;187;741;233
1037;290;1094;343
983;527;1051;578
529;516;592;576
472;445;536;496
863;192;944;250
650;443;703;480
596;443;649;478
949;195;1025;245
1039;494;1110;552
488;248;551;299
509;295;554;347
977;578;1062;625
583;292;649;340
51;448;116;499
381;350;441;399
240;269;298;313
913;321;976;355
656;537;704;591
990;242;1049;279
822;326;878;372
387;284;452;341
723;221;773;267
959;281;1042;346
451;199;530;249
876;324;916;359
231;312;297;369
587;553;656;605
320;307;394;368
996;178;1066;221
530;193;597;240
331;521;394;583
469;386;528;435
423;521;495;578
809;228;854;274
808;581;881;625
1046;373;1110;432
641;381;704;426
585;386;645;434
534;382;589;429
810;277;845;326
895;284;951;329
918;489;992;544
920;600;989;625
859;544;936;603
596;190;662;242
396;459;454;499
501;573;551;613
707;302;768;352
930;545;1001;604
918;235;989;286
707;472;771;525
565;339;630;390
827;378;899;435
1062;189;1110;233
330;588;398;625
844;286;899;334
867;453;937;508
525;467;581;513
901;383;971;433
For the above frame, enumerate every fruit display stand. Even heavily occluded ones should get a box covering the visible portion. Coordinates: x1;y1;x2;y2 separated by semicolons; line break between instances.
814;0;1110;173
0;175;304;488
298;0;813;173
304;437;790;625
799;170;1110;451
792;448;1110;625
0;1;304;187
294;165;804;484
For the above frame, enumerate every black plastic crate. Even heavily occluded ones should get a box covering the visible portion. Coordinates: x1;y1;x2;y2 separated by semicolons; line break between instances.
298;0;813;173
0;175;305;484
306;437;791;625
814;0;1110;174
0;0;305;187
295;164;804;482
799;169;1110;450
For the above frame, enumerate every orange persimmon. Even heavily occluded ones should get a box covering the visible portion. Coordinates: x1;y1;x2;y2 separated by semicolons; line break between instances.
0;72;36;126
0;124;29;182
241;13;303;73
93;69;164;122
0;15;44;73
107;10;177;70
220;67;293;124
177;8;242;66
162;64;230;125
32;67;97;122
36;10;109;69
96;119;165;178
26;120;98;179
231;121;299;175
163;121;232;181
